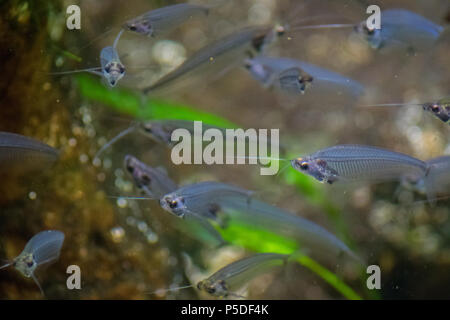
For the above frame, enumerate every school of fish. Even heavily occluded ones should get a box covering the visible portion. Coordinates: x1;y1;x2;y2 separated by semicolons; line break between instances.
1;0;449;300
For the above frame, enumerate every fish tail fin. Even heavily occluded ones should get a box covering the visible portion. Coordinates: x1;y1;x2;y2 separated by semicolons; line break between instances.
437;26;450;45
344;247;366;267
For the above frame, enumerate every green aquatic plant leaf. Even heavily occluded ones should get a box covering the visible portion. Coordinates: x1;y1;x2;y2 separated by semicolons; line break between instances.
50;44;82;63
76;74;237;128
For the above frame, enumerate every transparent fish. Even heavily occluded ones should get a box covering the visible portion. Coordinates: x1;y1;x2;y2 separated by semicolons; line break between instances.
291;144;429;185
160;181;359;264
142;25;286;93
99;32;126;87
149;253;288;298
283;9;443;52
354;9;444;51
245;56;364;97
244;58;313;94
123;154;178;199
0;230;65;295
0;131;59;176
51;30;126;87
362;98;450;125
197;253;288;298
159;181;254;221
123;3;210;37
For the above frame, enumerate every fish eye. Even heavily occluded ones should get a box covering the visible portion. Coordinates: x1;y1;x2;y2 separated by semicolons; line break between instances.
169;200;178;209
105;65;111;73
129;25;137;31
275;25;285;36
207;287;216;294
218;280;227;289
364;26;374;35
141;174;151;185
303;75;313;84
119;66;125;74
300;162;309;170
431;104;440;112
126;165;134;174
27;261;34;268
296;76;306;86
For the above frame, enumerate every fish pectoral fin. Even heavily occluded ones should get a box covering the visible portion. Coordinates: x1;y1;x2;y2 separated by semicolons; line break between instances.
227;292;245;300
326;175;338;184
31;273;45;297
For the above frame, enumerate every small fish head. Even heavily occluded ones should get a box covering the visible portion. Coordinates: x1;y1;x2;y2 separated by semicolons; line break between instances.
124;155;152;188
256;24;286;51
423;103;450;123
279;69;314;94
124;155;138;175
252;24;284;53
197;279;228;297
123;19;153;36
139;122;173;145
299;72;314;90
13;252;36;278
103;61;126;87
291;157;336;183
354;21;383;49
160;195;186;217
